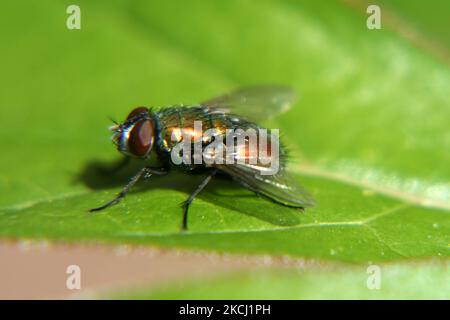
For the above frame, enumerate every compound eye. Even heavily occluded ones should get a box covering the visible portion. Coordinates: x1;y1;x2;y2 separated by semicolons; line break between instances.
126;107;148;120
128;119;153;157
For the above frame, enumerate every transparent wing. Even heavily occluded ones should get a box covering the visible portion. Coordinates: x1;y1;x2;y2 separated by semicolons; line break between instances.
201;85;297;122
207;129;315;208
217;163;315;208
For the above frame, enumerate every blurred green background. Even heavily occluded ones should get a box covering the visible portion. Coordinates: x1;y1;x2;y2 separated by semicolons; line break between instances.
0;0;448;299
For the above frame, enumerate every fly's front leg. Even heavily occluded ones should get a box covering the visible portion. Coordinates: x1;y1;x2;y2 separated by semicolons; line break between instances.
89;166;168;212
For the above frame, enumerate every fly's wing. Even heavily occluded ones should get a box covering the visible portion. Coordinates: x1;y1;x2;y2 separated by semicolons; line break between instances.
203;86;313;207
217;163;315;208
209;130;315;208
201;85;297;123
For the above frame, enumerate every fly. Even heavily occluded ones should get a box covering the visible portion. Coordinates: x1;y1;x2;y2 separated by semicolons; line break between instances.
90;85;315;230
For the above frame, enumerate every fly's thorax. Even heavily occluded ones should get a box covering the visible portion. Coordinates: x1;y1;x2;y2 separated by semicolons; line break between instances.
156;106;228;153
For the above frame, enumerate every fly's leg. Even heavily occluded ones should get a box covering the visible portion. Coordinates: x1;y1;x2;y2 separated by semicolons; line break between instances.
89;166;168;212
181;169;217;231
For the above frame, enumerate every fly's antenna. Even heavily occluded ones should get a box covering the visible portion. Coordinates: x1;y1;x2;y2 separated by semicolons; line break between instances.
108;116;119;125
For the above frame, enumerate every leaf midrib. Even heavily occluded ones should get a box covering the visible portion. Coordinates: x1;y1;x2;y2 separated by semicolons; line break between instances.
292;163;450;211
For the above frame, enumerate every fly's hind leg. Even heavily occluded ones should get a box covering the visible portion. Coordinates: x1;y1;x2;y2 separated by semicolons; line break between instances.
89;166;168;212
181;169;217;231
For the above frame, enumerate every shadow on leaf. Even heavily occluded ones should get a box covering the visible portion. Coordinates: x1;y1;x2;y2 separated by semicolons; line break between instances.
77;158;302;227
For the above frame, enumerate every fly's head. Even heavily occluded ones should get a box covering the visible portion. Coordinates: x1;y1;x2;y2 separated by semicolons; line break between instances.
110;107;154;158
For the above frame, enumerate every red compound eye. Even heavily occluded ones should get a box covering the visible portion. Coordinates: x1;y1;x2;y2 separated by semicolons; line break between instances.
128;119;153;157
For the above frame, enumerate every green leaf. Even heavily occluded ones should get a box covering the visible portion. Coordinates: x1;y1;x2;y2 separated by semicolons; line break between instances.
109;261;450;299
0;0;448;264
